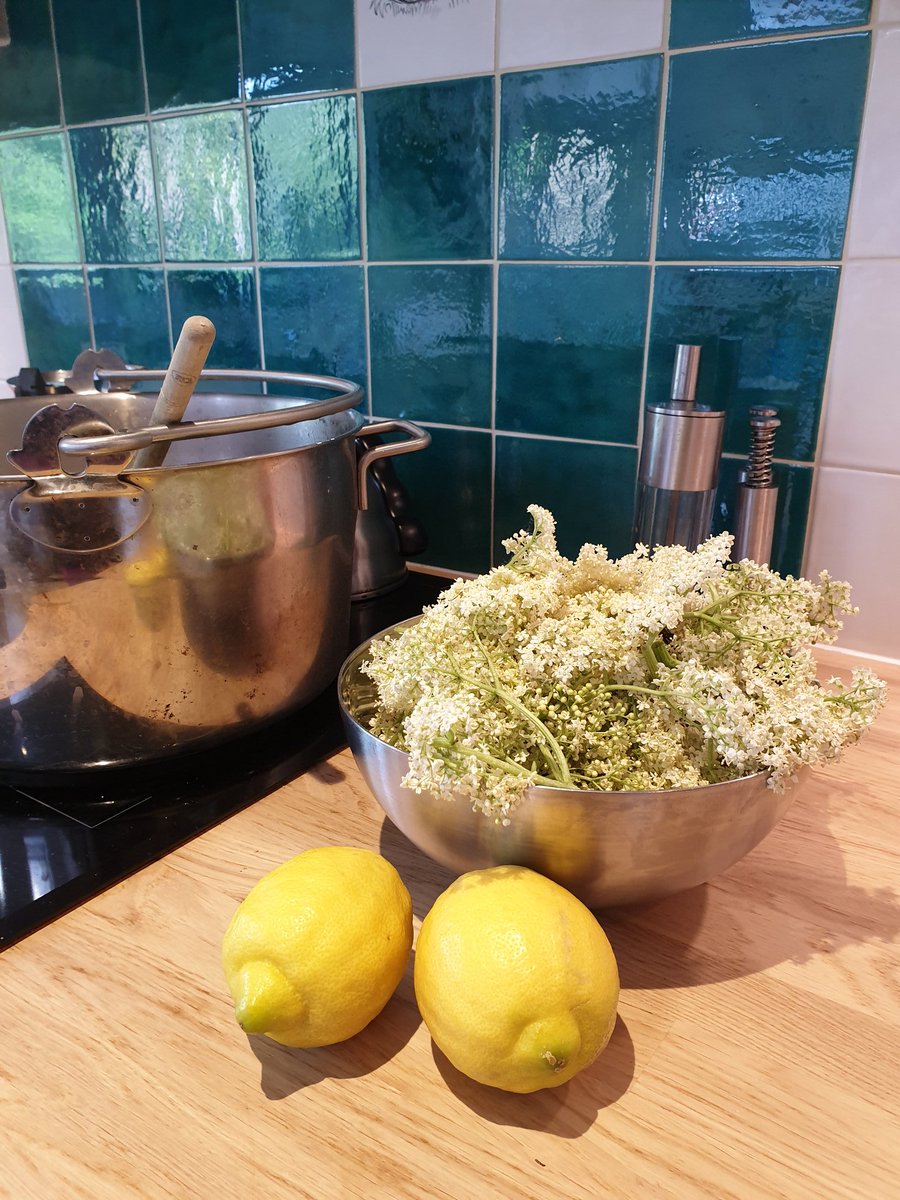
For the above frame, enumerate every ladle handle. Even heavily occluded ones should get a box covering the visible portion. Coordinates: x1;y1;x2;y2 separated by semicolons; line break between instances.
132;315;216;469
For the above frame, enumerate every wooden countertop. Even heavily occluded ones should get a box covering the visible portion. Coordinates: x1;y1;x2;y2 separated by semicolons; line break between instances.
2;647;899;1200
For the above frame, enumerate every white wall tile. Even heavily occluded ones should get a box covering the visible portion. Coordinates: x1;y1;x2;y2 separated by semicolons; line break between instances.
499;0;665;70
357;0;495;88
877;0;900;23
0;198;26;399
805;467;900;659
845;26;900;257
820;262;900;473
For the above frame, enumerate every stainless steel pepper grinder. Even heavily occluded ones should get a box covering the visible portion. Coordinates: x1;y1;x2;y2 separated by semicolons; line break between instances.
632;345;726;551
732;406;781;564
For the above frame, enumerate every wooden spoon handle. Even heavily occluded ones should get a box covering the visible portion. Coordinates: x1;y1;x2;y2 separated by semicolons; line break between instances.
133;315;216;468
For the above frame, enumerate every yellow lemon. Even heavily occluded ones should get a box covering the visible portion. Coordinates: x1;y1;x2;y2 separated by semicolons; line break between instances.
414;865;619;1093
222;846;413;1048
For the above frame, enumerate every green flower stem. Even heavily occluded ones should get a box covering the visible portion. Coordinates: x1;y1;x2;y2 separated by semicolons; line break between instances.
431;736;575;790
468;629;574;787
642;640;659;680
651;637;678;669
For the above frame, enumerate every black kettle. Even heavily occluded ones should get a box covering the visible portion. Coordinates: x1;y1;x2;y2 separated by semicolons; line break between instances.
352;430;427;600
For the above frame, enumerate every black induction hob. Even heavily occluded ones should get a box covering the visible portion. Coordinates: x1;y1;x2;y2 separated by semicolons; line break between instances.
0;570;449;950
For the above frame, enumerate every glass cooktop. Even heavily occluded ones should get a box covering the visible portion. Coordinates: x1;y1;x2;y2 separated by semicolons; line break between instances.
0;571;449;949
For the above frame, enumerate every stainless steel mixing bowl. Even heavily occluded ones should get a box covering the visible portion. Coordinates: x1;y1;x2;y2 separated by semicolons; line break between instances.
338;620;805;908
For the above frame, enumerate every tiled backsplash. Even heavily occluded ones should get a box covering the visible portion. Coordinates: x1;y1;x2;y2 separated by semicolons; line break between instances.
0;1;898;655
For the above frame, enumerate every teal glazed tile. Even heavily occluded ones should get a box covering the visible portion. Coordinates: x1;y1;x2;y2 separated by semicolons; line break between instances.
713;459;813;579
670;0;870;48
391;427;492;576
0;134;80;262
646;266;840;462
53;0;144;124
241;0;355;99
154;112;251;262
88;269;170;367
658;35;871;260
0;0;60;132
364;77;493;261
494;437;638;563
250;96;359;261
168;269;260;372
142;0;239;111
500;56;661;261
496;264;649;442
70;124;159;264
259;267;366;386
369;265;492;427
15;269;90;370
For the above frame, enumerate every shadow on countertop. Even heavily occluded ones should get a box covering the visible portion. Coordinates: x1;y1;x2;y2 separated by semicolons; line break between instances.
247;956;422;1100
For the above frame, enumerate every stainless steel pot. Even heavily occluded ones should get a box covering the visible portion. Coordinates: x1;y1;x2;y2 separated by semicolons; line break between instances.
0;367;429;772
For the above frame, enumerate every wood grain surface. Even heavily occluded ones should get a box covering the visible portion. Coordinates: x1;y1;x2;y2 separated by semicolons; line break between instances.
1;648;898;1200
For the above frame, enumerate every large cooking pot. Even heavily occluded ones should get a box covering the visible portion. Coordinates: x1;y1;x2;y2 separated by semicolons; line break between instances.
0;366;429;773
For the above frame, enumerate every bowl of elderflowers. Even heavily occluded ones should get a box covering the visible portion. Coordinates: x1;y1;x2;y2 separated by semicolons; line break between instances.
339;506;885;907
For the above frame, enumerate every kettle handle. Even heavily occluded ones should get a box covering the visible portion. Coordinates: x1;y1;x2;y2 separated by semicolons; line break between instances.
356;419;431;511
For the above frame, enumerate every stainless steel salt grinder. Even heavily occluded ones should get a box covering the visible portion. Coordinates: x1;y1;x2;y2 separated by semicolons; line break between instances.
732;406;781;564
632;345;726;551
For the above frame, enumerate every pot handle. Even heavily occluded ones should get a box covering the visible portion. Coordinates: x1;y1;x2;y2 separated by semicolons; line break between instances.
356;419;431;511
57;370;364;458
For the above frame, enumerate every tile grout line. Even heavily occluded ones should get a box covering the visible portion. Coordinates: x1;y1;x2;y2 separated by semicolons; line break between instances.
799;8;878;574
634;19;672;534
4;257;855;270
234;0;267;379
355;0;374;421
135;0;174;357
488;0;503;566
46;0;94;350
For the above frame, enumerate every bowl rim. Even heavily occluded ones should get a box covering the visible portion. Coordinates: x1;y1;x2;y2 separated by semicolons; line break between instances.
337;616;770;799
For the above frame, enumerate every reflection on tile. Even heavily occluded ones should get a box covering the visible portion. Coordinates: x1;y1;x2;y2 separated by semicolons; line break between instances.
669;0;870;48
241;0;354;98
0;266;28;393
658;35;871;260
392;427;492;575
250;96;359;261
369;265;492;427
154;112;251;262
358;0;494;88
646;266;840;462
54;0;144;124
846;27;900;257
0;0;60;132
712;458;812;579
70;124;159;264
168;269;260;373
500;56;661;260
259;266;366;384
820;262;900;473
364;77;493;261
494;436;638;562
500;0;665;70
496;264;649;442
805;467;900;657
88;268;170;367
0;134;80;262
15;269;90;369
142;0;239;110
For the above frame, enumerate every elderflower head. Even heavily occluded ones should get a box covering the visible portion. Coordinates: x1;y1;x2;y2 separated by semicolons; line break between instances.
358;507;886;818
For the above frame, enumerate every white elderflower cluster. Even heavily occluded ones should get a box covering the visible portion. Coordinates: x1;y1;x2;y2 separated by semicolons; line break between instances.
357;506;886;819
